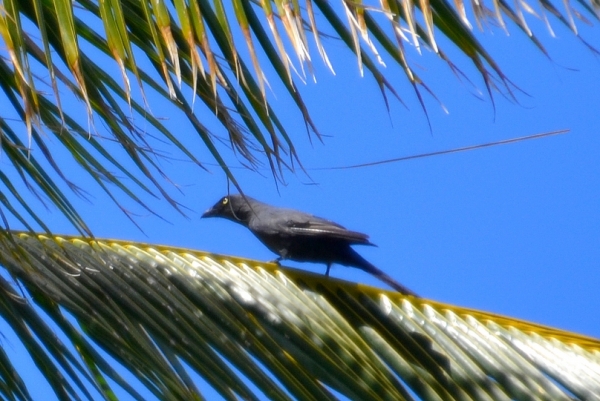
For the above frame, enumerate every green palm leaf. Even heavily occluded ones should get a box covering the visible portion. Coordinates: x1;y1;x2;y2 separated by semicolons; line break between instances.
0;233;598;400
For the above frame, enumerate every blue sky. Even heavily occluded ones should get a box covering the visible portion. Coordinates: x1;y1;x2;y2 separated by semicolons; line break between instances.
3;4;600;399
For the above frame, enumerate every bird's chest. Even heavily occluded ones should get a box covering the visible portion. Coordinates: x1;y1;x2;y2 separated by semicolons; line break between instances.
253;232;295;257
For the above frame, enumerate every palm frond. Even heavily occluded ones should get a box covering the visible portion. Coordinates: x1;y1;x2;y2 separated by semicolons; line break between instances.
0;0;598;231
0;232;598;400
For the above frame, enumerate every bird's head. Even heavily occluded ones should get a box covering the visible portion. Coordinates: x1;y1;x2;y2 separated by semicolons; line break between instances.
201;194;256;223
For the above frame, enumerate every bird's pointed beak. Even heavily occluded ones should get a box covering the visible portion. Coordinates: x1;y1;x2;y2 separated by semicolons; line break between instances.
201;207;217;218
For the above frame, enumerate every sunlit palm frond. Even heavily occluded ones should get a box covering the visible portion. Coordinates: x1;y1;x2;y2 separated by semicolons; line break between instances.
0;232;598;400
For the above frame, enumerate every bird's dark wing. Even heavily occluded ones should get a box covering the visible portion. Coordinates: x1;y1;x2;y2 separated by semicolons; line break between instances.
286;218;373;244
248;206;374;245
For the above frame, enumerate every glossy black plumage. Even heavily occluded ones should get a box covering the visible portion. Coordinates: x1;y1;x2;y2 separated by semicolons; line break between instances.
202;194;417;296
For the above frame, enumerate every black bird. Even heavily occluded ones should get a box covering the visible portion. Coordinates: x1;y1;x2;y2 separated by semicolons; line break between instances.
202;194;417;296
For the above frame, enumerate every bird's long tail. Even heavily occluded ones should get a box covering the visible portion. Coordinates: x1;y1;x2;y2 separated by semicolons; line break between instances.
349;251;419;297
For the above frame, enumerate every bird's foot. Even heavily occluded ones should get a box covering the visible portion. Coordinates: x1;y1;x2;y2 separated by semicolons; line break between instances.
268;258;282;265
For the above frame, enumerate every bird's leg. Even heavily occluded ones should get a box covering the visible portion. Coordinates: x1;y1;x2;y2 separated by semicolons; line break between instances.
325;263;332;276
269;250;288;265
268;257;282;265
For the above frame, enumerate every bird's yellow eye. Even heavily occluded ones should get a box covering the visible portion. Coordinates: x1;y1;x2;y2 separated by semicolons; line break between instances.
222;197;229;205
